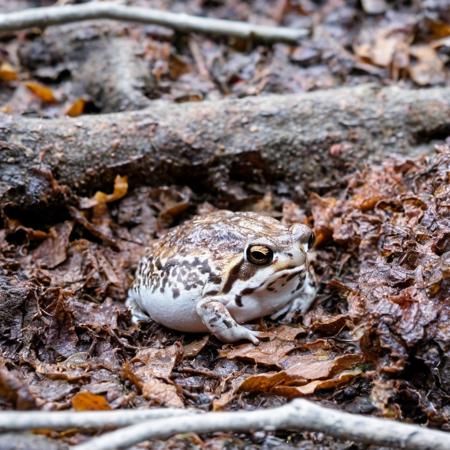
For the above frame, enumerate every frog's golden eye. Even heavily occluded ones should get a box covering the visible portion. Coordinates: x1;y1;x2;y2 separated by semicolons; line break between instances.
246;245;273;266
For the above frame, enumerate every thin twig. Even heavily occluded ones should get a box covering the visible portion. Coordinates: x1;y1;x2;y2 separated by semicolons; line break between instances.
72;399;450;450
0;3;308;44
0;408;193;430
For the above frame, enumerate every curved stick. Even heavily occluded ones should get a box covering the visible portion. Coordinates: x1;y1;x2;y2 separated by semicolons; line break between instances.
0;408;192;430
0;3;308;43
72;399;450;450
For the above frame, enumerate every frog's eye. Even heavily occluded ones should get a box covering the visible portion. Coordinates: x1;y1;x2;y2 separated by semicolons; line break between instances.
307;231;316;250
246;245;274;266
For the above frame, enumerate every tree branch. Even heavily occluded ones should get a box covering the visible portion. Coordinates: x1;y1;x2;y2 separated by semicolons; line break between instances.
1;85;450;213
0;3;308;44
72;399;450;450
0;408;192;430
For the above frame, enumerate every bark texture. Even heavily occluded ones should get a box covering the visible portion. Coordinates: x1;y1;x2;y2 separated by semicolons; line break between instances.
1;84;450;212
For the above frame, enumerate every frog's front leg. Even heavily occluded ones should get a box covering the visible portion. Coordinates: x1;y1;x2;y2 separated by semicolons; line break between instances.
283;266;318;322
196;297;261;344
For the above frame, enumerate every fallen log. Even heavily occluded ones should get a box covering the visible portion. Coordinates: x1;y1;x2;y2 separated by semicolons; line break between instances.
1;84;450;213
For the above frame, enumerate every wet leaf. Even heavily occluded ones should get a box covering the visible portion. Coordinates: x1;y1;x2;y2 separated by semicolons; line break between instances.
71;391;111;411
33;221;73;269
183;336;210;359
94;175;128;205
123;344;184;407
237;352;364;397
0;62;18;82
66;98;86;117
24;81;56;103
272;369;362;397
219;325;305;367
409;45;445;86
0;364;37;409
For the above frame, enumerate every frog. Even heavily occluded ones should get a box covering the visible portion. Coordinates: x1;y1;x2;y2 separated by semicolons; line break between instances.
126;210;317;344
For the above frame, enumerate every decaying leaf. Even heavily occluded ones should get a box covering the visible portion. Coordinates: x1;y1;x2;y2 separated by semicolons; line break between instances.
94;175;128;206
123;344;184;408
272;369;362;397
219;325;305;367
237;352;364;396
24;81;56;103
0;62;18;82
183;336;210;359
66;98;86;117
409;45;445;86
33;221;74;269
71;391;110;411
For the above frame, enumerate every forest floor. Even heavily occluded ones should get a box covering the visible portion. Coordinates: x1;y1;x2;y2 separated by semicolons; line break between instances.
0;1;449;449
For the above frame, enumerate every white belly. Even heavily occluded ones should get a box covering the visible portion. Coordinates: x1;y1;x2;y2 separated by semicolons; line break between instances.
137;286;208;332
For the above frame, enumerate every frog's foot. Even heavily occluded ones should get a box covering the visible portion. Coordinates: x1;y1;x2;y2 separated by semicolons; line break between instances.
196;298;261;344
270;303;292;321
126;294;153;324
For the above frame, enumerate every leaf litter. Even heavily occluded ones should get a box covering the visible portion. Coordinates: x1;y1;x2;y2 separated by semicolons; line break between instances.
1;144;449;446
1;0;450;447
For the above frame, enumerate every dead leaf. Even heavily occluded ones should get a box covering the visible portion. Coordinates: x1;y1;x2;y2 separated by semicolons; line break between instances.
219;325;305;367
25;81;56;103
132;344;182;380
0;364;37;409
94;175;128;205
0;62;17;82
71;391;111;411
409;45;445;86
310;315;350;335
66;98;86;117
122;344;184;407
236;351;364;398
183;336;210;359
33;221;73;269
426;19;450;39
169;54;191;79
272;369;362;397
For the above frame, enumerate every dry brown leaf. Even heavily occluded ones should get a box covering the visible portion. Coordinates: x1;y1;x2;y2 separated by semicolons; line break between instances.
25;81;56;103
310;314;350;335
183;336;210;358
131;344;182;380
71;391;111;411
94;175;128;205
354;27;411;78
169;54;191;79
123;359;184;408
426;19;450;39
66;98;86;117
219;325;305;367
33;221;73;269
281;353;364;379
141;377;184;408
409;45;445;86
149;187;192;225
123;344;184;407
0;62;17;82
272;369;362;397
309;193;336;246
237;352;364;397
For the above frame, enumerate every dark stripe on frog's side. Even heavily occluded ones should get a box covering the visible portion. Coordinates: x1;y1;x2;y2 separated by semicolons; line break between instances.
222;257;244;294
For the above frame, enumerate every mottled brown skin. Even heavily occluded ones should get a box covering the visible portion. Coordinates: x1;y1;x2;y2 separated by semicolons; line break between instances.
127;210;317;343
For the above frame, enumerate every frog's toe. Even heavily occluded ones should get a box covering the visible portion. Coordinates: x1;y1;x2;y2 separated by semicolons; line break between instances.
245;328;261;345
